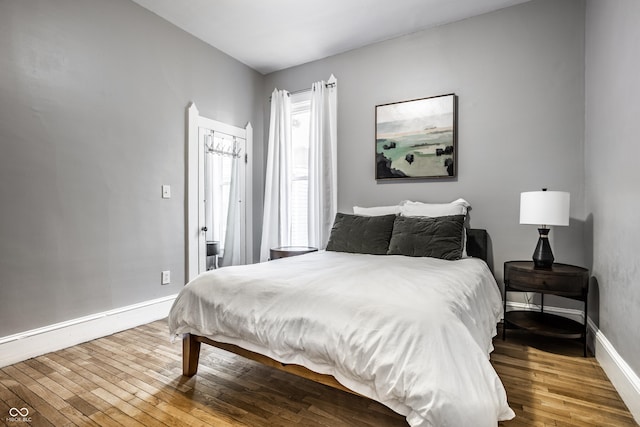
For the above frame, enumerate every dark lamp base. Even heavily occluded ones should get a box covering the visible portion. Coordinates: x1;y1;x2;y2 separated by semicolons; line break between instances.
532;228;554;269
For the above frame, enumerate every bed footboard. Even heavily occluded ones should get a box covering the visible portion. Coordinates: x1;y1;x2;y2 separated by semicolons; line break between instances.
182;333;201;376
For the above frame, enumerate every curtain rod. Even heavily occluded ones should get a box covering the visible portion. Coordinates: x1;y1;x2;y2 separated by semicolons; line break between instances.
289;81;336;95
268;82;336;102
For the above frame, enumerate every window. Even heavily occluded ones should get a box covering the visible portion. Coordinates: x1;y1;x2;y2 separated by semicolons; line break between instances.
290;92;311;246
261;78;336;262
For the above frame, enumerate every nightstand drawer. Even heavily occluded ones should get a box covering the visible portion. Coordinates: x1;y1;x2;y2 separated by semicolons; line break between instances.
504;261;589;296
507;269;585;293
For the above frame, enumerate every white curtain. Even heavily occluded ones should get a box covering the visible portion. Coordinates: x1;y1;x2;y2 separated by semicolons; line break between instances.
260;89;292;262
220;151;242;267
307;75;338;249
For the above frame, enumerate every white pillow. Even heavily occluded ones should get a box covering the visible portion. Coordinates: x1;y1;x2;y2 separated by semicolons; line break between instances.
353;205;401;216
399;198;470;217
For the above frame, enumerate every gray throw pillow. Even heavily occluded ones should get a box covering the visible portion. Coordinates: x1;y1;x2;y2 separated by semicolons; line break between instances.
325;213;396;255
387;215;465;260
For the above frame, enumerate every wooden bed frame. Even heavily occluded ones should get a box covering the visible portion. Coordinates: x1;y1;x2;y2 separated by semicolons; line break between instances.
181;229;490;396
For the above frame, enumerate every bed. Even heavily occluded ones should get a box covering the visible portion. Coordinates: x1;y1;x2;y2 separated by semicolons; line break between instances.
169;212;515;426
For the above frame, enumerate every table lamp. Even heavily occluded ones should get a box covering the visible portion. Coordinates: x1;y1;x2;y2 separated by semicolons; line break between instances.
519;189;570;269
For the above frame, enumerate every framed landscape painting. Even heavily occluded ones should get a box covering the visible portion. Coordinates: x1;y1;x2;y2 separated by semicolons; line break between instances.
375;93;457;180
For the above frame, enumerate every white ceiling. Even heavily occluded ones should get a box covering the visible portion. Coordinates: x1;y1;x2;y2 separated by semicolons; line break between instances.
131;0;530;75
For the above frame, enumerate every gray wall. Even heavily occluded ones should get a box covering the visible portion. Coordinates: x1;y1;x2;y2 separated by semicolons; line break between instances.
585;0;640;376
0;0;263;337
264;0;587;285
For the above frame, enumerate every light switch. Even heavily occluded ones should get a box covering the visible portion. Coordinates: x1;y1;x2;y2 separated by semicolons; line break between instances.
161;270;170;285
162;185;171;199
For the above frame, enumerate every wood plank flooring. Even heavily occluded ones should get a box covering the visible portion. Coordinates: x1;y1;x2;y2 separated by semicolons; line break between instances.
495;329;637;426
0;320;636;426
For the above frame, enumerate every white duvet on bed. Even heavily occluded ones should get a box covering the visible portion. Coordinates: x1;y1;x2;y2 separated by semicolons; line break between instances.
168;251;515;426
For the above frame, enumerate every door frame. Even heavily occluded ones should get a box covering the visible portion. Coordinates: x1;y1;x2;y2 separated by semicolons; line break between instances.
187;102;253;282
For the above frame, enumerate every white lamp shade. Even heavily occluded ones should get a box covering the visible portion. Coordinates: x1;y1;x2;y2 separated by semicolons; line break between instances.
520;191;570;226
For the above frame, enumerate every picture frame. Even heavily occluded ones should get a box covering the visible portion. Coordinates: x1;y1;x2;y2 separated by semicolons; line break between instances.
375;93;457;180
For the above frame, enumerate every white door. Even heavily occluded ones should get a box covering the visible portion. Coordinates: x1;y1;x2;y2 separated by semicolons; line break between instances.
187;103;253;281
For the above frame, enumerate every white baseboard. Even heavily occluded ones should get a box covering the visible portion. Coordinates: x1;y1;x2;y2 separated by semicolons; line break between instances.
0;294;178;368
588;318;640;423
506;302;639;423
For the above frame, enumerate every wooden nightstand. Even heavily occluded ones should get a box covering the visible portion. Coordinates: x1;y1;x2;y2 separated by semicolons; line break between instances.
269;246;318;260
503;261;589;356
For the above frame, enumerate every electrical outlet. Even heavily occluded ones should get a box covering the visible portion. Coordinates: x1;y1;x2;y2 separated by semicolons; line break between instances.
161;270;171;285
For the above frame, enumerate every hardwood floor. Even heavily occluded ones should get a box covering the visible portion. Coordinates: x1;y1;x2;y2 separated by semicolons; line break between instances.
0;320;636;426
495;329;637;426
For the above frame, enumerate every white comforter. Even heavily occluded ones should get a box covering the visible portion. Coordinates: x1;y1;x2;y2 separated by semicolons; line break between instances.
168;251;515;426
